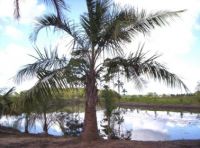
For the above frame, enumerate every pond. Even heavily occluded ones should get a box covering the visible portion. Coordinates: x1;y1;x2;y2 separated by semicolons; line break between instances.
0;108;200;141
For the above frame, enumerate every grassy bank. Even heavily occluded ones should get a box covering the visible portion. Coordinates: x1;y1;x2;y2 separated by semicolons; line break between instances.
120;94;200;106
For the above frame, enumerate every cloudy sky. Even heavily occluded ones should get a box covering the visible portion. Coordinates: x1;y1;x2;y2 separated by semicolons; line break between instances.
0;0;200;95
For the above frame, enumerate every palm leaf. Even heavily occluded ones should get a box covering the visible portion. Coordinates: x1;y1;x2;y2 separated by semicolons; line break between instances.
103;46;188;91
96;7;185;57
14;0;20;19
15;47;68;84
43;0;68;20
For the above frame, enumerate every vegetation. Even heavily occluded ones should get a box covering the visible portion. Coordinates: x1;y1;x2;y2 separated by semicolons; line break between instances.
121;93;200;105
195;81;200;93
0;88;18;117
14;0;188;141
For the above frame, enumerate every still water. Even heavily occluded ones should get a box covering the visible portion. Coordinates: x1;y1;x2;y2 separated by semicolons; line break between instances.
0;108;200;141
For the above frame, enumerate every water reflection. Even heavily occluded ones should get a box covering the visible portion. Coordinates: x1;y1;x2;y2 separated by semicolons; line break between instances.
118;109;200;141
0;108;200;141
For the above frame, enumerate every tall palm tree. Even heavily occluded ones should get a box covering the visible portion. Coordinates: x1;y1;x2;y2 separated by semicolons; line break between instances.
16;0;188;141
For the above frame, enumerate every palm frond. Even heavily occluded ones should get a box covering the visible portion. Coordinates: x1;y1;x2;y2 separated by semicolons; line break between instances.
14;0;20;19
96;7;185;57
128;9;185;36
82;0;111;45
15;47;68;84
30;14;79;43
43;0;68;20
3;87;15;98
103;46;188;92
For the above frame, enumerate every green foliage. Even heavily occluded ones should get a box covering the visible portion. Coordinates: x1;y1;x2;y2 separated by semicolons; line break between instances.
121;94;200;105
59;88;85;100
101;87;120;117
0;88;18;116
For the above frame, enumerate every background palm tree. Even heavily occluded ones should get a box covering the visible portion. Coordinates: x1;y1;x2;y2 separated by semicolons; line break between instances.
16;0;188;141
114;80;124;95
122;89;127;96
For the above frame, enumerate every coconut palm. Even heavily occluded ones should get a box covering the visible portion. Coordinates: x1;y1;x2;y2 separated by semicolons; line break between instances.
16;0;188;141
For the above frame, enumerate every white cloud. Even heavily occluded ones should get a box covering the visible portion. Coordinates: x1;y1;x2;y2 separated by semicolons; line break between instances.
0;44;36;91
0;0;14;17
5;26;23;39
18;0;46;24
0;0;45;24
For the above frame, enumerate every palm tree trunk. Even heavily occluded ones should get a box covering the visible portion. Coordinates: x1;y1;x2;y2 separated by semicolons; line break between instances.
81;70;99;141
24;114;29;134
107;116;111;139
43;112;48;134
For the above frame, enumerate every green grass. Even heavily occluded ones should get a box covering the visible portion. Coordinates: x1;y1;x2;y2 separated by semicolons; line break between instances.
120;94;200;106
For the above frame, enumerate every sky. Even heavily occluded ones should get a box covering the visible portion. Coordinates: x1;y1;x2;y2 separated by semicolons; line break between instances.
0;0;200;95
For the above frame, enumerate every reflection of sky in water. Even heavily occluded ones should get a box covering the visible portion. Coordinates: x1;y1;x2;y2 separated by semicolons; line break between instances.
120;109;200;141
0;109;200;141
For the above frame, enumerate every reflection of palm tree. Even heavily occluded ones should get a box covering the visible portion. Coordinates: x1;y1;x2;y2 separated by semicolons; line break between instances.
16;0;188;141
196;114;200;119
180;111;183;118
154;111;157;118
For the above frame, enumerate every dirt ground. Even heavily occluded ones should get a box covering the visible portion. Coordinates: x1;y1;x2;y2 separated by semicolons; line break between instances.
0;133;200;148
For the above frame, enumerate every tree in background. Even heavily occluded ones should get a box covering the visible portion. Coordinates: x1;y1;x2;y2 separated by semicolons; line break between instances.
0;87;16;117
122;89;127;96
114;80;124;95
16;0;188;141
195;81;200;93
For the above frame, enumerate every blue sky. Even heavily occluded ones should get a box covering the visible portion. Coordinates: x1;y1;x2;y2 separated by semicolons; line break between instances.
0;0;200;95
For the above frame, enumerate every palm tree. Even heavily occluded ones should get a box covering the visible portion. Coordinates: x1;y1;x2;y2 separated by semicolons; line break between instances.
114;80;124;95
16;0;188;141
122;89;127;96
